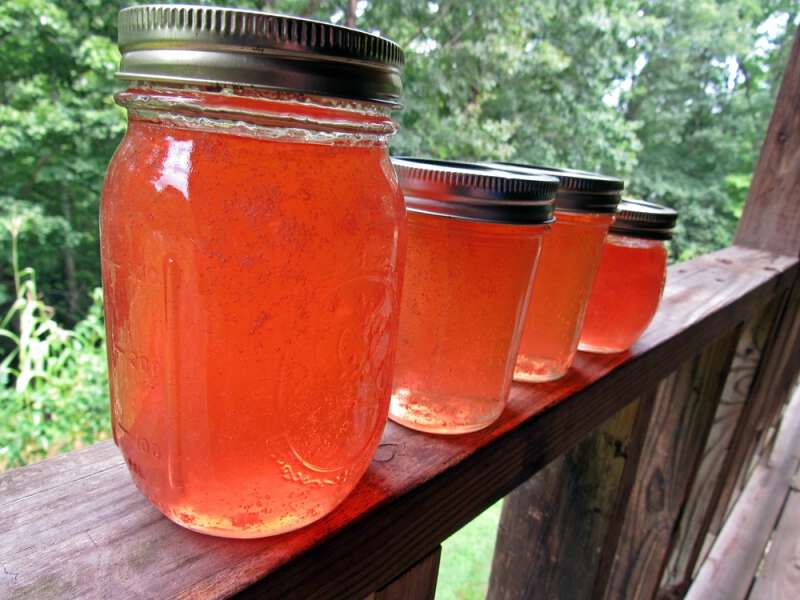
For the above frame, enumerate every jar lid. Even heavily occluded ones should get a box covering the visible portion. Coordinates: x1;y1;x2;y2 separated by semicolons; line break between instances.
486;162;623;214
392;158;558;225
117;5;404;106
611;199;678;240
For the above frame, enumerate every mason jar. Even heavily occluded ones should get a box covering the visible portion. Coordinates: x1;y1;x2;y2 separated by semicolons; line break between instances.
101;5;406;538
389;159;557;434
490;163;622;382
579;199;678;354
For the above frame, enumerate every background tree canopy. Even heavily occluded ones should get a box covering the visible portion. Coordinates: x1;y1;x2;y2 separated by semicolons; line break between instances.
0;0;797;470
1;0;797;322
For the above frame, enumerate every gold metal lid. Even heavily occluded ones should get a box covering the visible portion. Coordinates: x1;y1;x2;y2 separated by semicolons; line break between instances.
117;4;404;105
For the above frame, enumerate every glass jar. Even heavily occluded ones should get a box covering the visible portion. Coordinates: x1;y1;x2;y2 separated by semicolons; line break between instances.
101;5;405;538
579;199;678;354
389;159;557;434
490;164;623;382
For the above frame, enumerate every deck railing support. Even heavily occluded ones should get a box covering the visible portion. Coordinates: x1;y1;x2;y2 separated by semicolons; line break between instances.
489;23;800;600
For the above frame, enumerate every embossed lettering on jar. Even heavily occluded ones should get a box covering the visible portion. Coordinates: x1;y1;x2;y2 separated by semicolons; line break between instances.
390;159;558;434
579;200;678;354
101;5;406;538
489;163;623;382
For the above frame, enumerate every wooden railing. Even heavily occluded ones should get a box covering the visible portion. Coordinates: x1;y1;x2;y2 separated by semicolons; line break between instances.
2;25;799;600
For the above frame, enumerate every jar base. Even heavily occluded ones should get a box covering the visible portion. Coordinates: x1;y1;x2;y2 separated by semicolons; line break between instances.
577;342;628;354
389;390;500;435
162;504;328;539
513;355;571;383
388;413;496;435
513;368;568;383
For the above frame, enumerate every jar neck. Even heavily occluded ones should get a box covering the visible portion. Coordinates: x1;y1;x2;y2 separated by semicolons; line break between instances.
116;84;397;147
607;233;667;249
554;209;615;228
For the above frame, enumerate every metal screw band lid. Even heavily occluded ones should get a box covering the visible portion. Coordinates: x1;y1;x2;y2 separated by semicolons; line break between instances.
117;4;404;105
392;158;558;225
486;162;623;214
611;199;678;240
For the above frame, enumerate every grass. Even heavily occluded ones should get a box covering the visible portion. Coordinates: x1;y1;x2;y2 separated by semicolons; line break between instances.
435;500;503;600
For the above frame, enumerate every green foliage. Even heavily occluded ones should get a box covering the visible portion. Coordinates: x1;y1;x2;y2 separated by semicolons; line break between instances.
436;501;503;600
0;216;109;470
0;0;127;323
0;277;109;469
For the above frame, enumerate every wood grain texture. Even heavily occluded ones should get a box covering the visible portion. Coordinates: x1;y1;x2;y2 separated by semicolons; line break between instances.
749;276;800;456
687;387;800;600
660;298;781;592
487;399;646;600
598;329;741;600
711;279;800;541
366;546;440;600
748;487;800;600
0;247;796;600
735;25;800;257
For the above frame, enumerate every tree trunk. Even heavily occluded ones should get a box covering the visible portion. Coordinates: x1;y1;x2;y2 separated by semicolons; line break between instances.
346;0;357;28
301;0;320;16
60;192;80;320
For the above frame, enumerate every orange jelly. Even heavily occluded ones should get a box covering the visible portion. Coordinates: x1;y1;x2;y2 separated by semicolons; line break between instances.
389;159;557;433
491;164;623;382
579;200;677;354
515;210;614;381
101;7;406;538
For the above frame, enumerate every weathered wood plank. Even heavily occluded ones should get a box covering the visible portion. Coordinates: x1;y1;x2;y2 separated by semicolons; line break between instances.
597;329;741;600
748;487;800;600
660;297;782;593
0;440;122;505
0;247;796;600
487;399;648;600
732;20;800;543
711;280;800;539
747;277;800;457
365;546;441;600
687;386;800;600
735;24;800;257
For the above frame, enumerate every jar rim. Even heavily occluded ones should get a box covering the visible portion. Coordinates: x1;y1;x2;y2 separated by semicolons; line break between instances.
485;162;623;214
610;199;678;240
393;158;557;225
117;4;404;106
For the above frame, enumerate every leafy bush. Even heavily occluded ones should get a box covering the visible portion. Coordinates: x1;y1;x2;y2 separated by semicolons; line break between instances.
0;214;109;470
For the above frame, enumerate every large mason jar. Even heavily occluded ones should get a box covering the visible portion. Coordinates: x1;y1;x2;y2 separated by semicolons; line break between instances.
100;4;406;538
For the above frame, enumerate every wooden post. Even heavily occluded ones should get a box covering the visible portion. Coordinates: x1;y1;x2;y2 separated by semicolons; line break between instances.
735;25;800;257
595;329;741;600
654;25;800;595
706;286;799;537
487;399;650;600
731;22;800;462
669;24;800;592
365;547;441;600
659;297;783;592
487;328;740;600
